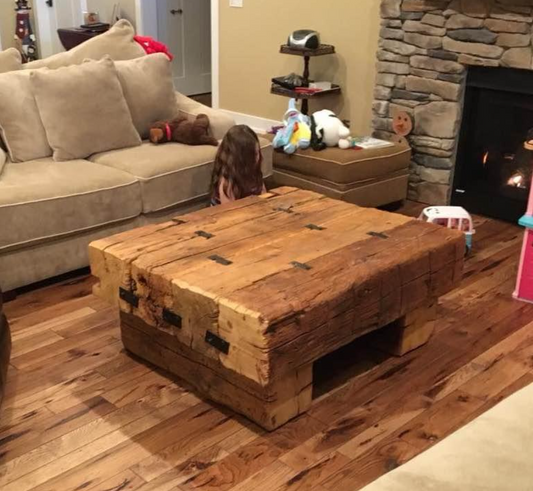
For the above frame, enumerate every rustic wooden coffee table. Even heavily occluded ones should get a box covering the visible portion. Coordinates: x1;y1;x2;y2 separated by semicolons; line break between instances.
90;187;464;430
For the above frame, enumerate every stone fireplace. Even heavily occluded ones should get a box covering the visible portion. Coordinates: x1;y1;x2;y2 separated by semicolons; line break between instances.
373;0;533;214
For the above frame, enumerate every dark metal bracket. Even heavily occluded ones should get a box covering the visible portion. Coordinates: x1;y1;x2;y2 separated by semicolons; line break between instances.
119;287;139;308
209;254;233;266
205;331;230;354
305;224;325;231
291;261;312;271
367;231;389;239
195;230;214;239
162;308;182;329
274;205;294;214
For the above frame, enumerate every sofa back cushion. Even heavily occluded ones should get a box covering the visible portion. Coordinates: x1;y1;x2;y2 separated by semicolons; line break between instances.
25;20;145;71
0;71;52;162
31;58;141;161
114;54;178;139
0;49;22;74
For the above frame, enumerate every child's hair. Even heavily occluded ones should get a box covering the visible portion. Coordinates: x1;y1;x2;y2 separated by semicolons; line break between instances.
211;125;264;201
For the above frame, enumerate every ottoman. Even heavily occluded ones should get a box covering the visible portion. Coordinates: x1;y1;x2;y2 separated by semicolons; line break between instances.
271;139;411;207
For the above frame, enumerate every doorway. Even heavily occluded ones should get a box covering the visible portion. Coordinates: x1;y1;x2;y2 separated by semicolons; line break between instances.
33;0;85;58
137;0;216;104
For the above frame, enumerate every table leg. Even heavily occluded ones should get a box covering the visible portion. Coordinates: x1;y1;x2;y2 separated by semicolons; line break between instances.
120;311;312;431
372;302;437;356
262;364;313;430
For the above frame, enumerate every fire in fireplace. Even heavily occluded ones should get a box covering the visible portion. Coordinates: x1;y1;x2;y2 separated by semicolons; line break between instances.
452;66;533;223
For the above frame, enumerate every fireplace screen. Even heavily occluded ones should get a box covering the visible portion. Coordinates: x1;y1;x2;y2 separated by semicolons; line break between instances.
452;66;533;223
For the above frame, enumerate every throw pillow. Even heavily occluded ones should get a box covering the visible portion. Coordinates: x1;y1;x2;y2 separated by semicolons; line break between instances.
25;20;145;70
0;71;52;162
113;54;178;139
30;58;141;161
0;48;22;74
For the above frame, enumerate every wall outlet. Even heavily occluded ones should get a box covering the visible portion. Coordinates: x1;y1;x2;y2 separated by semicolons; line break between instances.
230;0;243;7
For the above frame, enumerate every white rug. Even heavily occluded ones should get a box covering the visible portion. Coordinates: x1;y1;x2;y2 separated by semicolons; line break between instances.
361;384;533;491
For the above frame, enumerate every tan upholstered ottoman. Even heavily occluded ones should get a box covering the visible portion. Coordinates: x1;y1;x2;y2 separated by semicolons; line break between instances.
271;140;411;207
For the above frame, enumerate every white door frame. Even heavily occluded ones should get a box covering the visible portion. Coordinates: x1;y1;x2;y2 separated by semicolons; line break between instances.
135;0;219;109
34;0;86;58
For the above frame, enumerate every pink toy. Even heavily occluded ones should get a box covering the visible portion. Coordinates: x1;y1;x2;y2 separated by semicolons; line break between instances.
134;35;174;61
514;136;533;303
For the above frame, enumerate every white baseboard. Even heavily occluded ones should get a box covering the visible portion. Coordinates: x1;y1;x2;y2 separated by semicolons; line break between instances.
221;110;281;134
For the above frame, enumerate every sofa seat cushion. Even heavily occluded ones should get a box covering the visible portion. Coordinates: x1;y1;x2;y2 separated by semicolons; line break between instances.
90;142;217;213
90;138;273;213
0;159;142;252
273;141;411;184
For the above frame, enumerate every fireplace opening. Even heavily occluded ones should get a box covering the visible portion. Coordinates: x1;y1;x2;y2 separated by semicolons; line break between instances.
452;66;533;223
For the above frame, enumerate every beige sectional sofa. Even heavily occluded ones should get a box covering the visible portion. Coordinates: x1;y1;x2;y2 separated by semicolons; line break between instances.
0;21;273;292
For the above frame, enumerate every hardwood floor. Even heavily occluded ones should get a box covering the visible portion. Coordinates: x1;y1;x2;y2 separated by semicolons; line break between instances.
1;205;532;491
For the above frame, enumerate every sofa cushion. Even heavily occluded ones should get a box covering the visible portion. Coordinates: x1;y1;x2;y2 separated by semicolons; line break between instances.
31;58;141;161
0;71;52;162
89;137;273;213
25;20;146;70
175;92;235;141
114;54;178;139
0;159;142;252
0;48;21;73
89;142;217;213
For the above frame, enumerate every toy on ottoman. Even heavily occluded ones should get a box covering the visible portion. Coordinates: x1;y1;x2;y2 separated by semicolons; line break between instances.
272;99;311;154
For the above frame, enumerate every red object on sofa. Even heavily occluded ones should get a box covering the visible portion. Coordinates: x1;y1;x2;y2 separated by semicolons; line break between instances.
134;35;174;61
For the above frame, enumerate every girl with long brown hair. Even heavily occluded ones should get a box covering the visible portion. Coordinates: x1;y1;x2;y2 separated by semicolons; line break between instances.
210;125;266;205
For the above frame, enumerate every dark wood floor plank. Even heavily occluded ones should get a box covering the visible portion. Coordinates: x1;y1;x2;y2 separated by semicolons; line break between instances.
3;275;96;321
180;415;325;491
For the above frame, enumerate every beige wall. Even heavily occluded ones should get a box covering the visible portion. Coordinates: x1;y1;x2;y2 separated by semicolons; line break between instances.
0;1;13;50
219;0;380;135
86;0;137;27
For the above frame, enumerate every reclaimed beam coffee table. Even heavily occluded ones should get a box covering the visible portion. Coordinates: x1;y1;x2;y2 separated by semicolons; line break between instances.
90;187;464;430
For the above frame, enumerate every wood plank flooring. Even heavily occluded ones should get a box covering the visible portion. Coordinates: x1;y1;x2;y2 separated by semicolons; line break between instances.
1;204;533;491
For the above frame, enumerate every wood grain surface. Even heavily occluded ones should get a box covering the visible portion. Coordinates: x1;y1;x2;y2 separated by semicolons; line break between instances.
1;202;531;490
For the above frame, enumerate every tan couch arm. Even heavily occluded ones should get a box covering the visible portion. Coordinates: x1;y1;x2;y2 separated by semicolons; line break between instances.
175;92;235;141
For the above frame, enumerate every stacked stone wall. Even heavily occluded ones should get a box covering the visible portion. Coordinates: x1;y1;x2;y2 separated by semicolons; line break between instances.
376;0;533;203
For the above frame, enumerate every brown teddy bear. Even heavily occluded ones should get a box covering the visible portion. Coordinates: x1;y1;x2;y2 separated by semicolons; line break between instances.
149;113;218;146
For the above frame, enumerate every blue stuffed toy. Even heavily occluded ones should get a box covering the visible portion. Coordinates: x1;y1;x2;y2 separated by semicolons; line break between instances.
273;99;311;154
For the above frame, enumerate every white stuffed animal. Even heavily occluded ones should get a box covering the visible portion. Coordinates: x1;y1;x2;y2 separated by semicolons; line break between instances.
312;109;351;149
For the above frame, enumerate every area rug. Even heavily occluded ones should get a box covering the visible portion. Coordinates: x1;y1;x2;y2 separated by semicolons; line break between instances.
361;384;533;490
